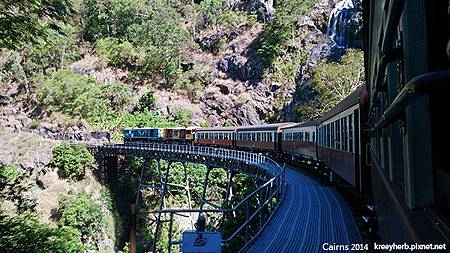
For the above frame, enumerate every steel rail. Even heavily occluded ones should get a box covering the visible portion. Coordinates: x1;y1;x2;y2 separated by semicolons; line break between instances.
86;142;286;252
369;0;406;114
372;69;450;130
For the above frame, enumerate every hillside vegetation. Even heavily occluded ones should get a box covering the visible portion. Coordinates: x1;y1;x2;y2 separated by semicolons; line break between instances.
0;0;364;252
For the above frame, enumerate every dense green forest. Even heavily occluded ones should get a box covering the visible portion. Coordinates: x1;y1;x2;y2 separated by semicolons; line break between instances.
1;0;364;252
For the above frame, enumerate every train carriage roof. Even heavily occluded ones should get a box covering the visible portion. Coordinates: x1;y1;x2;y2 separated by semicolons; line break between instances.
195;126;238;132
281;120;319;131
236;122;296;132
319;85;365;123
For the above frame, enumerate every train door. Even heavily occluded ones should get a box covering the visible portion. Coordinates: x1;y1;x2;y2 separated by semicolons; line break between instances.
277;132;282;152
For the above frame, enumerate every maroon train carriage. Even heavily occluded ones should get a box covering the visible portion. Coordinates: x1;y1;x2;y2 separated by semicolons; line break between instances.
194;127;237;147
317;85;368;189
281;121;318;160
236;123;296;152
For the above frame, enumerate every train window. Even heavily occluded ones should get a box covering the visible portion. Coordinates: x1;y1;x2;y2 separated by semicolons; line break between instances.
349;115;353;153
313;132;316;143
331;122;336;149
320;128;323;146
343;117;348;151
336;120;341;150
318;129;321;145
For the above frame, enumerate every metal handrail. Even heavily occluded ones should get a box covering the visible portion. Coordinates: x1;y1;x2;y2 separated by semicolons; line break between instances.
373;69;450;130
146;173;282;242
103;142;283;176
98;142;286;251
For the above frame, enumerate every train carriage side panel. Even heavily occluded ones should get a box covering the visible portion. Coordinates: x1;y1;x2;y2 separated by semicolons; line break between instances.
281;121;318;160
195;127;237;147
235;123;296;152
317;86;364;188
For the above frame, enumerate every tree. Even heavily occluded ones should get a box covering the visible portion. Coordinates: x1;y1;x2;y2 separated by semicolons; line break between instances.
295;49;364;121
0;214;83;253
129;0;189;85
49;142;94;180
136;91;156;111
58;193;105;242
197;0;227;32
80;0;145;41
310;49;364;113
0;0;74;49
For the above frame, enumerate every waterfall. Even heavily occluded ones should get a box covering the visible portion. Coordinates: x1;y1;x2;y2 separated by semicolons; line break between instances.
327;0;363;49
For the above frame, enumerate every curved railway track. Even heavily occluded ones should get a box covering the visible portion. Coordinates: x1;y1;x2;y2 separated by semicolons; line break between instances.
246;166;362;253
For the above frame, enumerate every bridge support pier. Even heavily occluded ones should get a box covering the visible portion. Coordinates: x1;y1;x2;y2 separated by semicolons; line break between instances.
200;166;213;210
153;160;172;252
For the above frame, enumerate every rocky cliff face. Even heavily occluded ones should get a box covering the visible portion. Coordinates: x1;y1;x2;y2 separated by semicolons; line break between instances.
284;0;363;121
0;0;363;141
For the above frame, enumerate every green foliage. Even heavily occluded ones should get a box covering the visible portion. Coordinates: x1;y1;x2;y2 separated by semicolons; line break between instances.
35;70;132;127
129;1;188;49
174;69;210;102
58;193;105;243
80;0;145;41
129;1;188;84
0;23;79;90
197;0;227;31
0;164;22;186
49;142;94;180
0;214;83;253
312;49;364;111
295;49;365;121
136;91;156;111
0;49;26;84
96;38;137;69
0;0;74;49
219;10;257;31
257;0;319;67
171;108;193;127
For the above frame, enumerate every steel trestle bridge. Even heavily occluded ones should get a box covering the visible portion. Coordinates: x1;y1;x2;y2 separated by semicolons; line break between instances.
87;143;361;252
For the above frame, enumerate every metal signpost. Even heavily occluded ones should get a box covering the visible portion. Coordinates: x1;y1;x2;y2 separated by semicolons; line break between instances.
182;231;222;253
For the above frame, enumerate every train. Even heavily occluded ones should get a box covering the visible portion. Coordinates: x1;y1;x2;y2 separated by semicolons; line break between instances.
123;0;450;246
123;86;369;191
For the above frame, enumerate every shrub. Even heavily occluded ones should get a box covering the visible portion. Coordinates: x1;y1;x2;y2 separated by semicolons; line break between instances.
197;0;227;31
58;193;105;242
172;108;193;127
136;91;156;111
49;142;94;180
174;69;210;102
0;164;22;185
96;38;137;69
35;70;132;128
0;214;83;253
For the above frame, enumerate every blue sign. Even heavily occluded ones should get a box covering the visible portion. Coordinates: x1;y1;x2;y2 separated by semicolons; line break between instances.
182;231;222;253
